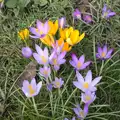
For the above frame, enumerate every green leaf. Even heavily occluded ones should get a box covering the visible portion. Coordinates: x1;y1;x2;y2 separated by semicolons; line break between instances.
5;0;17;8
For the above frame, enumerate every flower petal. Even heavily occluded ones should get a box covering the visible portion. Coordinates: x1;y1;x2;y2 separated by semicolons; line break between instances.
80;61;91;70
36;81;42;94
33;53;41;64
91;76;102;87
35;44;43;55
69;60;76;68
85;70;92;83
105;49;113;59
103;45;107;54
76;71;84;83
79;55;85;64
98;46;102;56
71;54;78;63
73;81;82;90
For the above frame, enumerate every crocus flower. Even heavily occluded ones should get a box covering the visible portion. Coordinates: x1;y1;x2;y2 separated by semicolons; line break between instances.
69;54;91;70
73;104;88;119
83;15;92;23
49;51;66;71
60;27;85;46
73;9;81;19
40;34;54;46
59;17;66;29
18;29;29;40
102;4;116;19
47;83;53;91
48;20;58;35
64;117;76;120
22;47;32;58
57;38;72;52
39;66;51;78
73;70;102;92
0;0;4;8
96;45;113;60
30;20;49;38
33;44;49;65
81;91;96;105
52;77;64;88
22;78;42;97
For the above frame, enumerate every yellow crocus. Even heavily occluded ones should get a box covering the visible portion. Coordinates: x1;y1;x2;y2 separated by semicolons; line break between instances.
18;29;29;40
57;38;71;52
48;20;58;35
40;34;54;46
60;27;85;46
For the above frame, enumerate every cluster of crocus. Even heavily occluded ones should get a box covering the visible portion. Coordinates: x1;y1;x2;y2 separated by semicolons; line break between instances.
33;44;65;90
72;70;102;119
73;9;92;24
73;4;116;24
18;7;115;119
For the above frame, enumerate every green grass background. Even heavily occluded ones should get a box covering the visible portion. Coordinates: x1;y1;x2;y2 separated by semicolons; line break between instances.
0;0;120;119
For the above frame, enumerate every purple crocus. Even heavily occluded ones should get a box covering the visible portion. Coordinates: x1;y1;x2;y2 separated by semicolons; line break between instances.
102;4;116;19
22;78;42;97
29;20;49;38
22;47;32;58
59;17;66;29
49;51;66;71
73;9;81;19
69;54;91;70
73;70;102;92
52;77;64;88
47;83;53;91
73;104;88;119
81;91;96;105
83;15;92;23
64;117;76;120
33;44;49;65
39;66;51;78
96;45;113;60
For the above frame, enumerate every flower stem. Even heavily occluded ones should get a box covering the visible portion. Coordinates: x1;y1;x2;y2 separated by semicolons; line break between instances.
99;60;104;76
32;97;39;116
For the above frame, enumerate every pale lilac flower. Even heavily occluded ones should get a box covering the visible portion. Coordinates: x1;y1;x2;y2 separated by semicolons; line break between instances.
49;51;66;71
39;66;51;78
96;45;113;60
29;20;49;38
59;17;66;29
69;54;91;70
22;78;42;97
83;15;92;23
81;91;96;105
52;77;64;88
73;104;88;119
0;0;4;8
52;41;64;55
73;9;81;19
73;70;102;92
22;47;32;58
64;117;75;120
33;44;49;65
102;4;116;19
47;83;53;91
